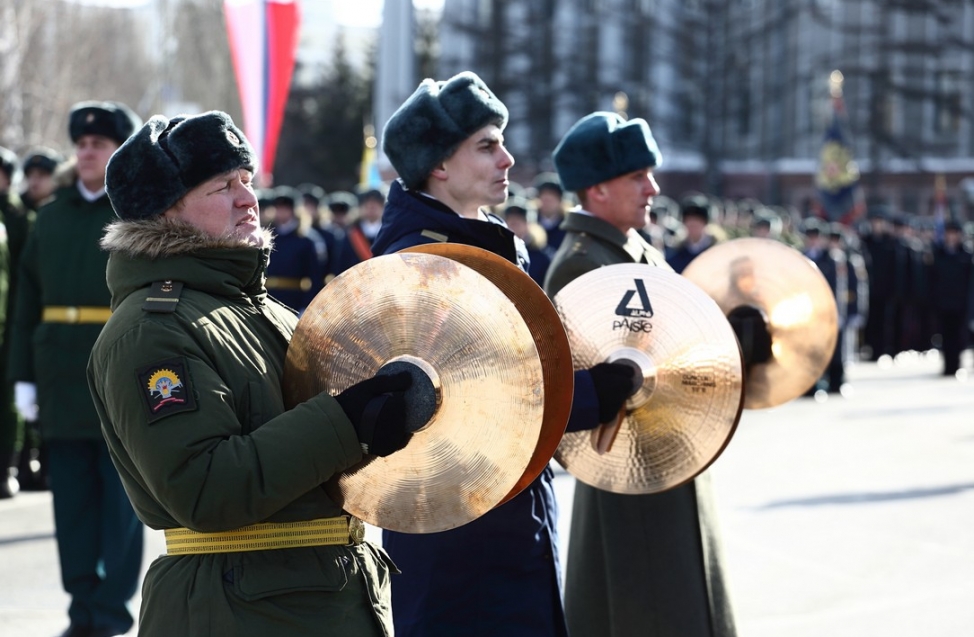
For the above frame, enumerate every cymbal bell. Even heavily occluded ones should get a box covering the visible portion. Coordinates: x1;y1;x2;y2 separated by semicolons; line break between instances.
681;238;839;409
401;243;574;506
283;252;546;533
553;264;744;494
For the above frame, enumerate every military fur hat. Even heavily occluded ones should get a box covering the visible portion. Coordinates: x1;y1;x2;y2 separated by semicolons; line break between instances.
327;191;358;213
272;185;299;208
0;146;17;181
105;110;256;221
679;192;713;223
553;111;661;192
22;147;64;175
69;101;141;145
382;71;509;190
533;172;564;197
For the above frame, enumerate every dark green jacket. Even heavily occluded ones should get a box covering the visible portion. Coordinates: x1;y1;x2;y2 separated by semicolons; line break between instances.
0;218;8;341
8;182;113;439
544;211;668;297
88;218;393;636
543;210;737;637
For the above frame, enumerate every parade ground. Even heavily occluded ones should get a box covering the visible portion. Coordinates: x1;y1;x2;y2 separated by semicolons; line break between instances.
1;352;972;636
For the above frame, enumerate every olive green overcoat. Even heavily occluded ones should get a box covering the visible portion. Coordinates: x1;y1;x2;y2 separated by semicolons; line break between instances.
544;211;737;637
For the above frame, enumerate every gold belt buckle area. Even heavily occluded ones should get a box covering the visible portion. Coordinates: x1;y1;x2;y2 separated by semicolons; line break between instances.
65;306;80;323
347;516;365;545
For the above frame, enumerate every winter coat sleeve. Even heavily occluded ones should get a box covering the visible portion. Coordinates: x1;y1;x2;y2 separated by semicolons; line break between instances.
88;318;363;532
7;228;41;381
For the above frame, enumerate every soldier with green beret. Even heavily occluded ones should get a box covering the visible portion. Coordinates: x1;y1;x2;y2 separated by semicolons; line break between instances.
8;100;145;637
90;110;414;636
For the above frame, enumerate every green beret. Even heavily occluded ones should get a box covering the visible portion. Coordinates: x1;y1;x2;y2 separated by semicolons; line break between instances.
552;111;661;192
69;101;141;145
105;111;256;221
382;71;509;190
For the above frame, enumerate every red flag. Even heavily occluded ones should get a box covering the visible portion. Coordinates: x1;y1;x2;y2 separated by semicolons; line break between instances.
224;0;300;184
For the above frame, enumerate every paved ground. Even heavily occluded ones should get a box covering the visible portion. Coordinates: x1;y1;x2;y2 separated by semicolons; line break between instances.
2;352;973;636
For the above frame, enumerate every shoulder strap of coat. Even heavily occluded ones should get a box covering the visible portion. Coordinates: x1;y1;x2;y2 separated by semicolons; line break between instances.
143;280;184;313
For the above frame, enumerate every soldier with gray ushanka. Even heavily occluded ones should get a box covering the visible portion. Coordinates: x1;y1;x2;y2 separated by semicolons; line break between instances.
545;111;738;637
89;110;414;637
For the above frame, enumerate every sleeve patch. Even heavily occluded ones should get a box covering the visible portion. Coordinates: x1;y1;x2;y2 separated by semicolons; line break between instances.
137;357;198;424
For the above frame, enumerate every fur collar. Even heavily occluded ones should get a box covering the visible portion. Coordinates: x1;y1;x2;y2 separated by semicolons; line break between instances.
101;216;273;260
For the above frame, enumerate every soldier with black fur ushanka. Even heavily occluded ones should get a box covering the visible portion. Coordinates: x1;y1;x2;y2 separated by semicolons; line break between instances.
7;101;144;637
90;110;414;637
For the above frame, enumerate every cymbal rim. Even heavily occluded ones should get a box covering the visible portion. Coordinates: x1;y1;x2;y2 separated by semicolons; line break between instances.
553;264;744;494
681;238;839;409
284;252;546;532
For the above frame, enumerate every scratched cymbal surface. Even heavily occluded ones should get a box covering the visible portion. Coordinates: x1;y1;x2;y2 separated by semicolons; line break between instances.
284;252;545;532
553;264;744;494
682;237;839;409
402;243;573;506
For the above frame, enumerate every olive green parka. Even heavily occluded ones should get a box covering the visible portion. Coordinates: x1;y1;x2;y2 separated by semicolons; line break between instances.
87;218;395;637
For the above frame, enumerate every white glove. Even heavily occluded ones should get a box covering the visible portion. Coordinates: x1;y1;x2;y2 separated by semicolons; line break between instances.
14;382;39;422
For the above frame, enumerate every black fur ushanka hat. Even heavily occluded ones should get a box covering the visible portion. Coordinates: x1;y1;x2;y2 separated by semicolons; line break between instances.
105;111;256;221
382;71;509;190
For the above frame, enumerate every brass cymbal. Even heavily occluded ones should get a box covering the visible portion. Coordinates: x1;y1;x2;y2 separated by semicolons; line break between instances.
681;238;839;409
553;264;744;494
283;252;545;533
401;243;574;505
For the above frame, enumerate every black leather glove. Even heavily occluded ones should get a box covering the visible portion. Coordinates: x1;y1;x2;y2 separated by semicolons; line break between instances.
727;306;772;367
335;371;413;456
588;362;636;424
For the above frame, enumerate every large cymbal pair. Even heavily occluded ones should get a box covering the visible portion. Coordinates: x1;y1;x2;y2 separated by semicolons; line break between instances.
551;237;839;494
283;244;572;534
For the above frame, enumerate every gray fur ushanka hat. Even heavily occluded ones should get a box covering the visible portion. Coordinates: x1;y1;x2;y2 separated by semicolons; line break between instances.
382;71;509;190
553;111;662;192
105;110;256;221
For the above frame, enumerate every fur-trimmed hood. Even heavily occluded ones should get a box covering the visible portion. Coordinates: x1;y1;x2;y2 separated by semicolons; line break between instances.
101;216;273;259
102;217;275;310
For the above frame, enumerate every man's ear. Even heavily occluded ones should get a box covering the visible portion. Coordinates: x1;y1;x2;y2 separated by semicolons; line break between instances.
587;183;609;204
429;162;448;183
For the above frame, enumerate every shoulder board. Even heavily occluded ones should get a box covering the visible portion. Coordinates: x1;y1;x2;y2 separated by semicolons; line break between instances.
143;280;184;313
420;229;448;242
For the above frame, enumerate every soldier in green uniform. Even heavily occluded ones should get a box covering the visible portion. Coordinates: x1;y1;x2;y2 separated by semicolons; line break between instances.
89;110;413;637
21;146;64;213
7;101;145;637
544;112;738;637
0;147;12;496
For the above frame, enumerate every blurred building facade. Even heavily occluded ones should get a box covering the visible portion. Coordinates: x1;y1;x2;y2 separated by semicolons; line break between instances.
437;0;974;218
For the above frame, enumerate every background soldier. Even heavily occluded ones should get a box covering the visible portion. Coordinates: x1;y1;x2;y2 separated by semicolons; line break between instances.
545;111;738;637
332;186;385;276
0;147;24;498
264;186;323;313
666;192;720;273
20;147;64;212
930;219;973;376
7;101;145;637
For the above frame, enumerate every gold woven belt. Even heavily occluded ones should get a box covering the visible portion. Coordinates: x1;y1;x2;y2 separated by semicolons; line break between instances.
264;276;312;291
41;306;112;324
164;516;365;555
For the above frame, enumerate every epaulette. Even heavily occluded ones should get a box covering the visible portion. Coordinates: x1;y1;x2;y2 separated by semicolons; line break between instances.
142;280;184;313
